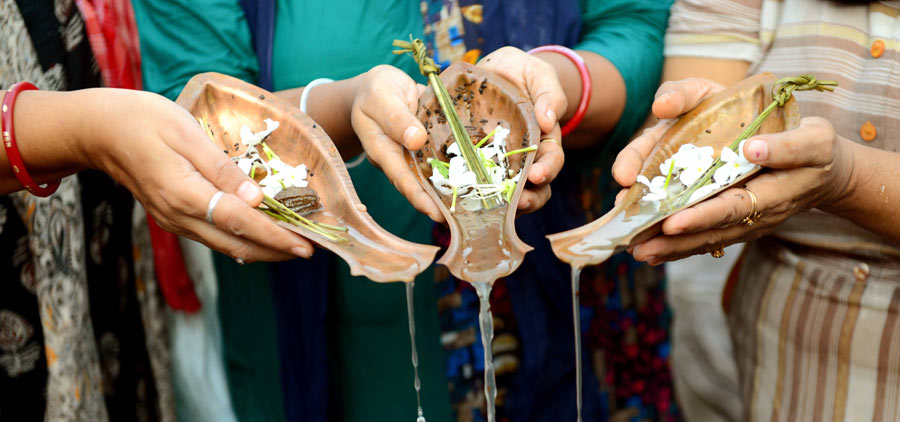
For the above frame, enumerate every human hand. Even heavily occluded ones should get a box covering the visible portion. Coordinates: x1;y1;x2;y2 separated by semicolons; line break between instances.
347;65;444;221
611;78;725;189
610;79;854;265
75;88;314;263
477;47;567;214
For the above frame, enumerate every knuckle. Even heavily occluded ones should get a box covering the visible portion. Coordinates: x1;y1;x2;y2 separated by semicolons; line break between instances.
227;242;253;261
221;208;247;237
211;156;238;185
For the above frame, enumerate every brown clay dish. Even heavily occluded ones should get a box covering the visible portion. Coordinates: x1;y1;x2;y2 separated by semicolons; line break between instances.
406;62;540;283
547;73;800;268
177;72;439;282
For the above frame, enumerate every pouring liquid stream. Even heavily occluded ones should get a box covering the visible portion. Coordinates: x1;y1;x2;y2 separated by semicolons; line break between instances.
571;266;583;422
473;282;497;422
406;282;426;422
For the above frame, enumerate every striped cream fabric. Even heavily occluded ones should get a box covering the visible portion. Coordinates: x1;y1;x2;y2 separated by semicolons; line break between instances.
666;1;900;421
730;239;900;422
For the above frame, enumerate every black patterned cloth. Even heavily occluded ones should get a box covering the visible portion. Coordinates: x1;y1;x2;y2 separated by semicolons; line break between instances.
0;1;173;420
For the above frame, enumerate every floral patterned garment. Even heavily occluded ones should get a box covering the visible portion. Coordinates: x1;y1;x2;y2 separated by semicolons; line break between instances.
423;1;679;421
0;1;173;420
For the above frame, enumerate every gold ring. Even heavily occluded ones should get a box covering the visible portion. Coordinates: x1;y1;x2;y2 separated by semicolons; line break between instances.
741;187;762;226
540;138;559;145
711;248;725;258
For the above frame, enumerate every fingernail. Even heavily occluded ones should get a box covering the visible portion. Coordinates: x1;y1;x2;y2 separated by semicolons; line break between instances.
747;139;768;161
237;181;261;202
403;126;419;147
292;246;312;258
545;109;557;123
656;92;671;102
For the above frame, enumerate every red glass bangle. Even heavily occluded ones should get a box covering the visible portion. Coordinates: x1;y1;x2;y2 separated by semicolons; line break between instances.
2;82;60;197
528;45;592;138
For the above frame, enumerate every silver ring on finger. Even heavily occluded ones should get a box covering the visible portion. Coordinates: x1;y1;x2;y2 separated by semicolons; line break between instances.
206;190;225;224
235;257;245;265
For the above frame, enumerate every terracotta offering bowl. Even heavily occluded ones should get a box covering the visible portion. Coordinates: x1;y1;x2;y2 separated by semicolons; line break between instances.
406;62;541;283
177;72;439;282
547;73;801;268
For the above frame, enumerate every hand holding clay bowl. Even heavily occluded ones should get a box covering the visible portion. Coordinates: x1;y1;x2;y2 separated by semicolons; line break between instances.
177;72;439;282
405;62;541;283
547;73;811;269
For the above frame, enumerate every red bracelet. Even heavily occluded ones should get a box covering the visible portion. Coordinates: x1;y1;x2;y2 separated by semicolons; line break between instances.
2;82;60;197
528;45;592;138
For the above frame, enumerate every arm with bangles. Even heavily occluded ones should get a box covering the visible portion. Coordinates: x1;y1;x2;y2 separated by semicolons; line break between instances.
612;57;900;264
1;87;313;262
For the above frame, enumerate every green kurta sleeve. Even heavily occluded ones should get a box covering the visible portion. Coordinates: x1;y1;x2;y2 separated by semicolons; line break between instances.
576;0;672;150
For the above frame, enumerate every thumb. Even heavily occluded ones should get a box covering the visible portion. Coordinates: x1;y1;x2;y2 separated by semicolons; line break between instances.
652;78;724;119
742;117;836;169
358;75;427;151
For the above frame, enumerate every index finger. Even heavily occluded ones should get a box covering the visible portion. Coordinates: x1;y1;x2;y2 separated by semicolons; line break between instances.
527;125;564;185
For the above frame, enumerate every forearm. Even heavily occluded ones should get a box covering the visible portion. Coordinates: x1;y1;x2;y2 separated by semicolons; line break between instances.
824;138;900;243
662;57;751;86
534;50;626;148
274;77;362;159
0;90;91;194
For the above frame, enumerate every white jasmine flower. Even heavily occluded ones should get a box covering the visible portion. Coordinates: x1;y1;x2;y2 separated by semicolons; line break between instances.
237;158;254;175
636;175;669;202
674;145;714;186
430;172;455;196
489;166;506;184
493;126;510;145
446;142;461;157
281;165;309;188
266;158;290;174
448;156;477;187
713;140;756;185
240;118;280;147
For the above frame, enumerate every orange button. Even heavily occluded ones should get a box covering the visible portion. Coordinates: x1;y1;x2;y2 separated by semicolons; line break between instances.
861;121;877;142
871;39;885;58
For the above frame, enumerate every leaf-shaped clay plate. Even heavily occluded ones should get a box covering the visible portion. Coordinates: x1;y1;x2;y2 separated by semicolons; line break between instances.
406;62;540;283
177;73;439;282
547;73;800;268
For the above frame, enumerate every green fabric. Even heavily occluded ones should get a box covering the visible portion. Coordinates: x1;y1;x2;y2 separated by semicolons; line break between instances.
133;0;258;100
212;257;286;422
132;2;284;421
271;2;452;421
576;0;672;154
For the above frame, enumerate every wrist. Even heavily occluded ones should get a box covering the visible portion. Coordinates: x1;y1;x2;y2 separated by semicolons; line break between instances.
818;136;861;214
65;89;108;169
